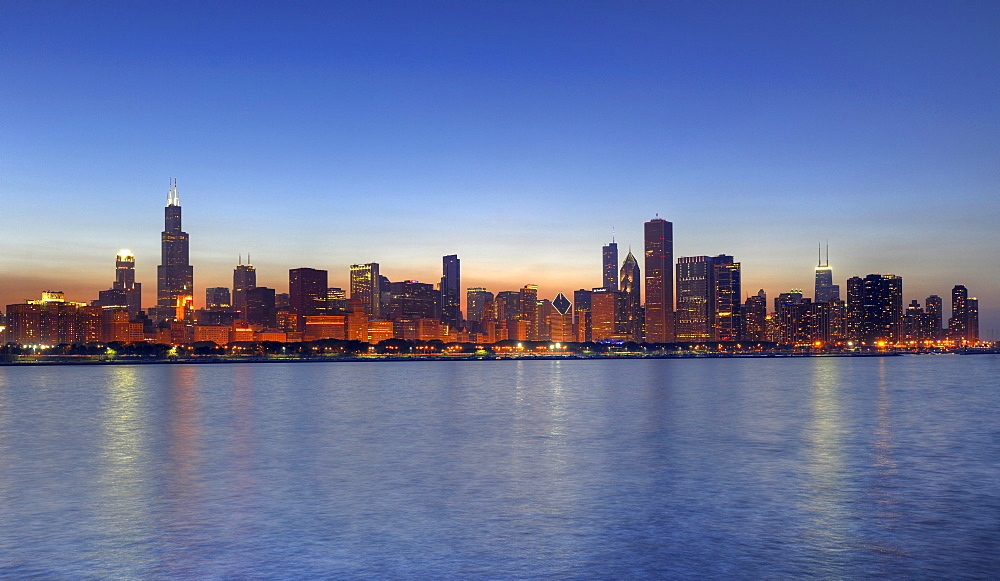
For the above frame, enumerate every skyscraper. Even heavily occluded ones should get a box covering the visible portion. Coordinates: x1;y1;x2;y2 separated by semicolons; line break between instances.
205;287;231;309
676;255;741;341
102;249;142;319
949;285;979;343
712;255;741;341
289;267;328;332
466;287;493;331
743;290;767;342
619;250;641;341
643;216;674;343
849;274;903;345
233;259;256;316
602;239;618;292
156;179;193;322
814;244;840;303
925;295;943;339
350;263;382;318
676;256;712;340
440;255;461;330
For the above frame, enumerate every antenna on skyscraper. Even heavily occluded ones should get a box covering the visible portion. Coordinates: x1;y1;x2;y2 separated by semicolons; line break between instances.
825;240;830;267
239;253;242;265
612;226;616;243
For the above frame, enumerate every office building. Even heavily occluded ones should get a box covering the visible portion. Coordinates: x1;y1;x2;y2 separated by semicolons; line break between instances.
602;239;618;291
643;216;674;342
619;250;642;341
156;179;193;322
289;267;328;332
440;255;462;330
206;287;231;310
847;274;903;344
233;260;256;316
814;244;840;303
350;263;382;318
676;254;741;341
466;288;493;331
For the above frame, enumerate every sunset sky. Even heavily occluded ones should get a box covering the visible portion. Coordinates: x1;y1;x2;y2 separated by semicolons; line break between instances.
3;1;999;336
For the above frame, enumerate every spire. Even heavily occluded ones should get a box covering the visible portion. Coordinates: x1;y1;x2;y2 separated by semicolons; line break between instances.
239;253;242;266
612;226;616;244
825;240;830;267
818;242;822;267
167;178;179;206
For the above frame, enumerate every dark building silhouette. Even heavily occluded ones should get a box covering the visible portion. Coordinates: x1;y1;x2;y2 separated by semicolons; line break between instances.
643;216;674;342
602;239;618;292
289;267;328;332
388;280;439;321
245;286;277;328
440;255;461;330
156;179;193;322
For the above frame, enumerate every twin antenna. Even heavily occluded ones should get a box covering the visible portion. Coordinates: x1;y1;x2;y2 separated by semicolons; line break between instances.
166;178;179;206
818;241;830;267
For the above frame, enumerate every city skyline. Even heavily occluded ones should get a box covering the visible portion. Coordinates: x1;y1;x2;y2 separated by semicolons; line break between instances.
3;3;998;336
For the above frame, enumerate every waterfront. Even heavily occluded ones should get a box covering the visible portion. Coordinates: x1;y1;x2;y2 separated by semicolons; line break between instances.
1;356;997;578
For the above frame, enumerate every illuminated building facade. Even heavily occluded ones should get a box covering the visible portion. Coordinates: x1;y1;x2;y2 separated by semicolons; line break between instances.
949;285;979;343
849;274;903;344
388;281;439;321
466;288;493;332
233;260;256;316
602;240;618;291
643;217;674;342
925;295;943;339
206;287;231;309
156;179;194;322
113;250;142;319
743;290;767;341
350;263;382;318
676;255;741;341
814;245;840;303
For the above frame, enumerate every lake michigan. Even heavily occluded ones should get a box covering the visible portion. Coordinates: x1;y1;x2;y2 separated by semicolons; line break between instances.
1;355;998;579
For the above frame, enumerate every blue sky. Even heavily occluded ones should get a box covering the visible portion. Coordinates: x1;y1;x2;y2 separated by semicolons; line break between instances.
3;1;999;336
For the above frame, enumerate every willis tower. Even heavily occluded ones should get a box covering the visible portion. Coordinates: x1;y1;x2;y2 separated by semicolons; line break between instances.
156;179;194;322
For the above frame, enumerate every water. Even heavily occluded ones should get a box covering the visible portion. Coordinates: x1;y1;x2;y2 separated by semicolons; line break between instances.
0;356;997;579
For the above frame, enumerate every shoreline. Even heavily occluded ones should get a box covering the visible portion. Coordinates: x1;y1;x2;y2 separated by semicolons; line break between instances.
6;351;995;367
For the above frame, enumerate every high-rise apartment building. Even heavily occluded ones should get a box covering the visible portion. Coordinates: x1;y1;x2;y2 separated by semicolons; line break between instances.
440;255;461;330
519;285;540;340
233;260;256;316
619;251;641;341
350;263;382;318
949;285;979;343
643;216;674;343
602;240;618;292
156;179;193;322
743;290;767;342
925;295;943;339
289;267;328;332
847;274;903;344
245;286;277;328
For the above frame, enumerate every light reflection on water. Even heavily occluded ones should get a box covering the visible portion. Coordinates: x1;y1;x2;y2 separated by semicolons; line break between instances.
0;356;998;578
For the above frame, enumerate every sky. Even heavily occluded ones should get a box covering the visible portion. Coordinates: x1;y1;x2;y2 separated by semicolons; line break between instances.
2;1;999;337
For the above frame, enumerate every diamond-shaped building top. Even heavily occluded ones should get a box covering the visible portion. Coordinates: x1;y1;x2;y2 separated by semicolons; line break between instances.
553;292;572;316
